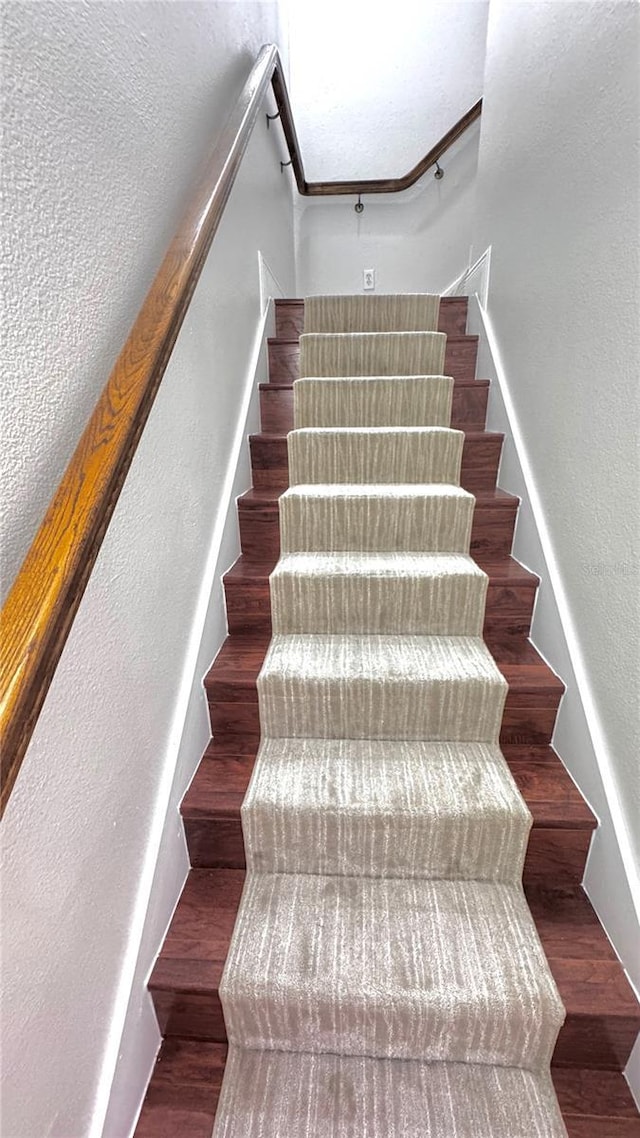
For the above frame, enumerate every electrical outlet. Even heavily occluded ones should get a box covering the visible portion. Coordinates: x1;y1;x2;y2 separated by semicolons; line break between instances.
363;268;375;291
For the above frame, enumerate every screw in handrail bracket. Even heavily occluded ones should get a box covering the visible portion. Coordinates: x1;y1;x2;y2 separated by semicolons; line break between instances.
355;194;364;214
266;111;280;130
280;159;292;173
434;161;444;180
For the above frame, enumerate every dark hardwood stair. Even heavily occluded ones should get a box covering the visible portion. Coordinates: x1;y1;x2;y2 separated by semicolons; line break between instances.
275;296;470;340
237;485;520;560
147;867;640;1076
224;554;540;640
250;429;504;495
182;740;595;888
260;378;491;434
133;294;640;1135
136;1038;640;1138
268;334;480;384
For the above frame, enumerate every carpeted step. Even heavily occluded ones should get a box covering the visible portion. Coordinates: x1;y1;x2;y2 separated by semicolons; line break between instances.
294;374;454;428
300;331;446;377
288;427;464;486
213;1046;567;1138
242;738;531;882
303;292;441;333
257;633;507;741
219;873;565;1069
270;552;488;635
280;483;474;554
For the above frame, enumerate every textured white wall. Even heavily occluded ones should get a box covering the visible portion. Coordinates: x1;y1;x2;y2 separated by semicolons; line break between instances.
0;3;293;1136
290;0;489;295
471;0;640;1000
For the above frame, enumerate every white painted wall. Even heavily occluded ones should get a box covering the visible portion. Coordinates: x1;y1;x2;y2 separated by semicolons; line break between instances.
290;0;489;296
0;4;294;1136
468;0;640;1079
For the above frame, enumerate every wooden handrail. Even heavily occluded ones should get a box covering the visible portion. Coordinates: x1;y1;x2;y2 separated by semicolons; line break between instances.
279;94;483;197
0;45;482;815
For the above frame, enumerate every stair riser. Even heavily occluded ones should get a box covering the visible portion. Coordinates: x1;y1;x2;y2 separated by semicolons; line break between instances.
238;501;519;561
208;695;563;747
275;297;469;340
149;976;637;1075
268;336;479;385
250;434;503;495
224;578;537;638
260;383;489;434
184;818;591;888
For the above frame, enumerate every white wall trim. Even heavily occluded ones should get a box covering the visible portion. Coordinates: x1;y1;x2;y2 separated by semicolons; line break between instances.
95;296;276;1138
443;246;491;307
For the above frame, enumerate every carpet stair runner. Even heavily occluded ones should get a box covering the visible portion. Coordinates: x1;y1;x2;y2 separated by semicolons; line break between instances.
135;295;640;1137
211;294;569;1136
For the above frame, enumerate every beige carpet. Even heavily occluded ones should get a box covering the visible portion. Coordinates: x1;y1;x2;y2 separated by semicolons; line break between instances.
300;331;446;378
304;293;441;333
215;293;567;1137
294;375;454;428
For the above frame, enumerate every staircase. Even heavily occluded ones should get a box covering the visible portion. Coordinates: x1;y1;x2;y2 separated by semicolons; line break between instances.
135;296;640;1137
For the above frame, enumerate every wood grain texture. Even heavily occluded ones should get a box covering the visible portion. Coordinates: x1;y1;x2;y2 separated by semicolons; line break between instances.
236;487;520;563
182;741;595;883
259;379;490;434
148;868;640;1071
249;430;504;494
135;1042;640;1138
0;45;283;814
223;554;538;637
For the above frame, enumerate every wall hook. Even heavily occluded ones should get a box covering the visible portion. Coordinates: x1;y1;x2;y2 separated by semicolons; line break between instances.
280;159;292;173
266;111;280;130
434;161;444;180
355;194;364;214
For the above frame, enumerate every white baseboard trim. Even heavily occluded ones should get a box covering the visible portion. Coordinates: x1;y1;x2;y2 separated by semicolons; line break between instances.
467;294;640;1096
95;298;275;1138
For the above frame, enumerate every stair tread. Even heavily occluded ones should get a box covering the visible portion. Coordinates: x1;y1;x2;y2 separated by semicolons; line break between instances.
220;874;564;1069
182;741;595;829
224;552;539;586
251;429;504;442
238;485;518;505
136;1041;640;1137
260;378;491;389
205;632;565;695
214;1047;567;1136
150;870;637;1028
276;297;470;306
269;334;479;345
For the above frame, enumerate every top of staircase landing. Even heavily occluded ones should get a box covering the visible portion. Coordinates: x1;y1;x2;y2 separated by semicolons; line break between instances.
275;297;469;305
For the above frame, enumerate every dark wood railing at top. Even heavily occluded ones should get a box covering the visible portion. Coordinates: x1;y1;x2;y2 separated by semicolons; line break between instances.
0;44;482;815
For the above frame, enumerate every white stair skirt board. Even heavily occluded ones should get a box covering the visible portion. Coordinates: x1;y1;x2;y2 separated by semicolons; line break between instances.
300;331;446;378
279;483;474;554
303;293;441;333
214;1047;567;1138
294;374;454;429
219;875;564;1070
242;739;531;882
214;293;567;1137
288;427;464;486
270;553;488;636
257;634;507;742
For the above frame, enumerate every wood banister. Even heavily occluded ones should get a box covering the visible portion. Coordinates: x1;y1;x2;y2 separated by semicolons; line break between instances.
0;45;482;815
